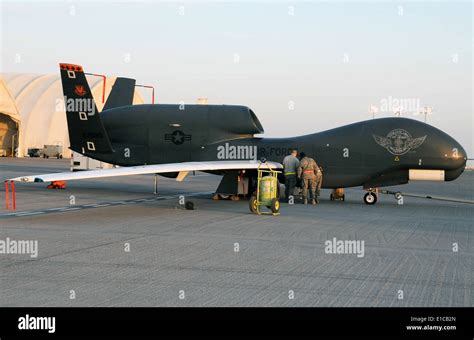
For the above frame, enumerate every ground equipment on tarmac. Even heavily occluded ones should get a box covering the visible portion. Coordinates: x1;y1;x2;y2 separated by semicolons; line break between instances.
249;163;281;215
42;144;62;159
330;188;345;201
47;181;66;189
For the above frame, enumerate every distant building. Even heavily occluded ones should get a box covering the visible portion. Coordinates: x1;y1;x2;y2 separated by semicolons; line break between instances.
0;73;144;158
196;97;208;105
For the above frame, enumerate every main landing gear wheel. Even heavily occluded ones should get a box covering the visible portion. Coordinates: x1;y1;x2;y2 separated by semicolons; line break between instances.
364;192;377;205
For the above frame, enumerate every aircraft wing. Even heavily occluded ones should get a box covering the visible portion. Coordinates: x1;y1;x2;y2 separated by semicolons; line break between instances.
9;160;282;183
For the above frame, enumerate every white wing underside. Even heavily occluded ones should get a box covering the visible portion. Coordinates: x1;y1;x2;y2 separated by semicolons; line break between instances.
10;160;283;183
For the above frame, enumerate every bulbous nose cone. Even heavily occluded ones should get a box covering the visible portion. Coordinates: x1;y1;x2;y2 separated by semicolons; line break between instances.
455;143;467;167
447;134;467;167
408;118;467;181
445;140;467;181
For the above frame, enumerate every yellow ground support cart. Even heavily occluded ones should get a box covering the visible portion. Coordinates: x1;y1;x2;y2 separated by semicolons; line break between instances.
249;163;281;215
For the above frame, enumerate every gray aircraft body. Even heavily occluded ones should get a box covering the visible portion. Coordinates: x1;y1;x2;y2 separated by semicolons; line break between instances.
11;63;468;205
98;104;466;188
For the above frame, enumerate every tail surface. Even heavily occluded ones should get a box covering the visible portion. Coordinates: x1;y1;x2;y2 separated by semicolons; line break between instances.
103;77;136;111
59;63;114;154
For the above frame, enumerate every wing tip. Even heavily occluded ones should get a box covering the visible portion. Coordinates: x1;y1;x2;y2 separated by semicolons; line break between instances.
7;177;43;183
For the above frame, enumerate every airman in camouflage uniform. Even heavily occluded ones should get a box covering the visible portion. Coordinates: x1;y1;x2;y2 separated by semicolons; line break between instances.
315;165;323;199
297;152;321;205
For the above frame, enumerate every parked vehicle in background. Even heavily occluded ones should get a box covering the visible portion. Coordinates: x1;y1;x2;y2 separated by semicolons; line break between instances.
43;144;62;159
27;148;42;157
70;151;114;171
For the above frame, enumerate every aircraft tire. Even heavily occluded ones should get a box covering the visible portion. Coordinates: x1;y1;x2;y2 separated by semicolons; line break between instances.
364;192;377;205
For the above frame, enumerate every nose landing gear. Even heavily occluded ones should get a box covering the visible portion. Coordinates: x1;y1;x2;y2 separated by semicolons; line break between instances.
363;190;378;205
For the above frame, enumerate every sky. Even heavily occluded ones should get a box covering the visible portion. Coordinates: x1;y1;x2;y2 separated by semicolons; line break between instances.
1;0;472;158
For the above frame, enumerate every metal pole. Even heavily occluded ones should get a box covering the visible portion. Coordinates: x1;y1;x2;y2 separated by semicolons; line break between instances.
154;174;158;195
5;181;9;209
11;134;14;157
11;181;16;211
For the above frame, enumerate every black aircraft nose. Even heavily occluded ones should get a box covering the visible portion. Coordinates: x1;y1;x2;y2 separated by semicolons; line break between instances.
453;142;467;168
444;141;467;181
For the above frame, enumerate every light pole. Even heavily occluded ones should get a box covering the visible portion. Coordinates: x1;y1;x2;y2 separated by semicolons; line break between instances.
11;134;15;157
393;107;402;117
369;105;378;119
420;106;433;123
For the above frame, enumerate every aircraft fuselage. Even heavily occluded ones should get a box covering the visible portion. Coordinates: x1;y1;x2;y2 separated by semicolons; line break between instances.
81;104;467;189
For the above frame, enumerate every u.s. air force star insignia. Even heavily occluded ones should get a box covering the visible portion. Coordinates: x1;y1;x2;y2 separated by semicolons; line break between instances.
372;129;426;156
164;130;191;145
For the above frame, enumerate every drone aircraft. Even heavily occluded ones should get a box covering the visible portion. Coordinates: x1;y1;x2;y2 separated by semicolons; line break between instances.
10;63;468;204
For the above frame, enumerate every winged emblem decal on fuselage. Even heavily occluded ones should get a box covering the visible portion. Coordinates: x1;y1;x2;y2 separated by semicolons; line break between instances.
373;129;427;156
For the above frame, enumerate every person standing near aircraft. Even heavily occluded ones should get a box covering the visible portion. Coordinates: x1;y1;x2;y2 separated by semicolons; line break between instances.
314;160;323;203
297;152;319;205
282;149;300;202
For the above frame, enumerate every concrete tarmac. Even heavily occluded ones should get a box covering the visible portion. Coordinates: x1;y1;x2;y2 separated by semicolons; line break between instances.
0;158;472;306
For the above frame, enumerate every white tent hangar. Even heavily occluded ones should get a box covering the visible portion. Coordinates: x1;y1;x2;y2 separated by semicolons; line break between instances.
0;73;144;158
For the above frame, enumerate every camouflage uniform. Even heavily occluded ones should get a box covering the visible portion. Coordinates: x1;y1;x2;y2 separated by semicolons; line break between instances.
315;165;323;197
297;156;320;204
